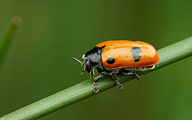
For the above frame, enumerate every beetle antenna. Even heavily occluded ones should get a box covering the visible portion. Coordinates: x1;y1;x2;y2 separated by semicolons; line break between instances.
81;69;86;75
72;57;82;65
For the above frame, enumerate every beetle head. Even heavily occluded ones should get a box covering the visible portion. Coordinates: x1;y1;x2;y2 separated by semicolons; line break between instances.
72;55;92;74
72;46;104;75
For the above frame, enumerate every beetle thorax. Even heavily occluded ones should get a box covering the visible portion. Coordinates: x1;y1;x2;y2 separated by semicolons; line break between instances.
82;46;104;73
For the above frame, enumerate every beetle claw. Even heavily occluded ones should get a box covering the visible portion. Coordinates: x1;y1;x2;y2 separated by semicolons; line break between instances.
94;87;99;93
118;84;123;89
93;82;99;93
80;69;86;75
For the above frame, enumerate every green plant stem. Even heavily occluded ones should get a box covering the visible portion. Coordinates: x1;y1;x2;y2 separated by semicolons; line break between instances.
0;16;21;66
0;36;192;120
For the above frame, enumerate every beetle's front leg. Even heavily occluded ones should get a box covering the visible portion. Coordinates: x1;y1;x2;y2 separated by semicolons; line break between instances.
93;72;105;93
90;69;95;78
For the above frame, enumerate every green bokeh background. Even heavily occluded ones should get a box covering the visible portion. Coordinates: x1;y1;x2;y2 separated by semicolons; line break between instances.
0;1;192;120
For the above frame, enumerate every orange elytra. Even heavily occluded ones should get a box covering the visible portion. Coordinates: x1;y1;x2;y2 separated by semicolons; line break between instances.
96;40;159;68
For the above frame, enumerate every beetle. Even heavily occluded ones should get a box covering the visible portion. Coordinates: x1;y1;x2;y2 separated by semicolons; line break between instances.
72;40;159;93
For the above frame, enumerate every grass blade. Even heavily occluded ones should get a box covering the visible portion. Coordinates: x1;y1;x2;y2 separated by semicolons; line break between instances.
0;16;22;66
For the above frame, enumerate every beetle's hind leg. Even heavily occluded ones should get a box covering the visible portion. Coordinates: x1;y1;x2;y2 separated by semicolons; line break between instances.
133;71;141;80
121;69;141;80
111;72;123;89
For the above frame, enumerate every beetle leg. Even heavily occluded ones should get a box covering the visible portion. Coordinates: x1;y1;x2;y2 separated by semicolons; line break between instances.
111;72;123;89
133;72;141;81
121;69;141;81
96;67;103;73
90;69;95;78
93;72;105;93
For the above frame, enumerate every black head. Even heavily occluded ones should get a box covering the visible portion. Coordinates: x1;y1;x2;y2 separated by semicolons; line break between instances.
72;46;105;74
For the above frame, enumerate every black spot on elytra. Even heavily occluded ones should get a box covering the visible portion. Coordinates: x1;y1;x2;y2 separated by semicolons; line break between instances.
107;57;115;64
130;47;142;62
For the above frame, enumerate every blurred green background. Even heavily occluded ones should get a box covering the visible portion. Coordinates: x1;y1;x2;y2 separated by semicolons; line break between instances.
0;1;192;120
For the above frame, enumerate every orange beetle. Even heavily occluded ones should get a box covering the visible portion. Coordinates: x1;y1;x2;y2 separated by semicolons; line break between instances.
72;40;159;93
